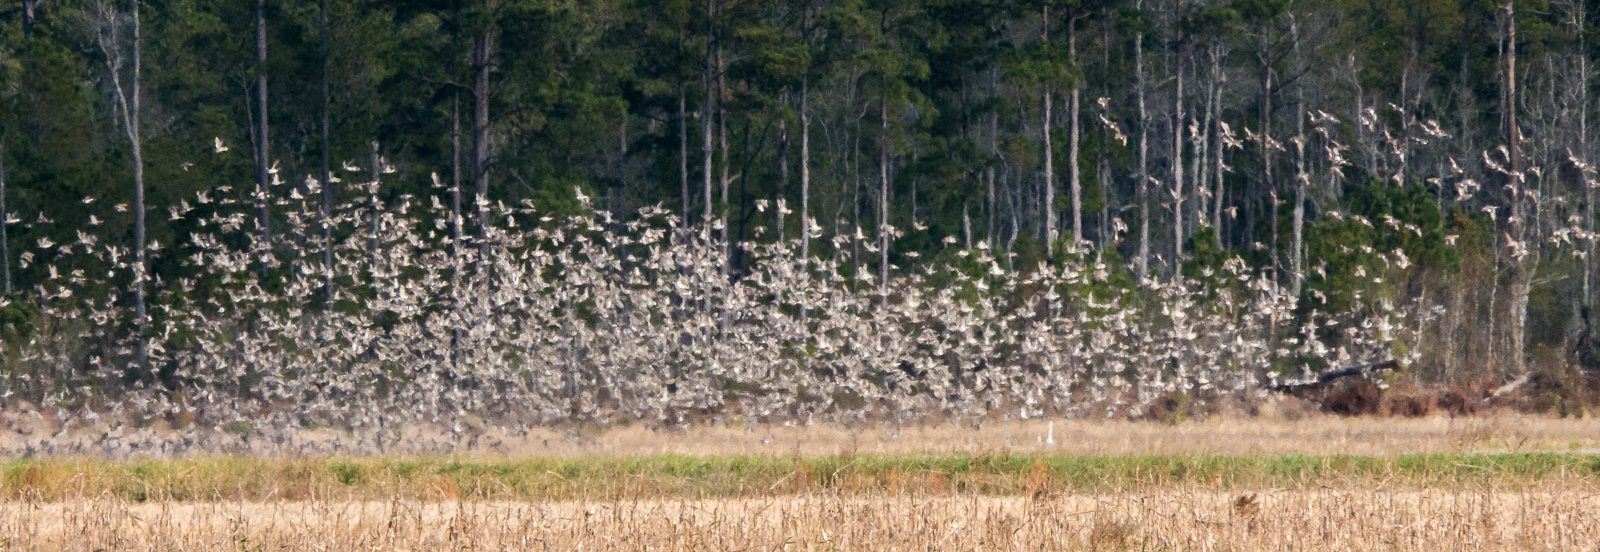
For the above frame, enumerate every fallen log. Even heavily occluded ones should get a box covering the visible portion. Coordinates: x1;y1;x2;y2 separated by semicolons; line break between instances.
1269;358;1398;393
1489;372;1531;400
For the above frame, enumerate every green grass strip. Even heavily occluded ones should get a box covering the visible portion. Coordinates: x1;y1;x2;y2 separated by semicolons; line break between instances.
0;452;1594;502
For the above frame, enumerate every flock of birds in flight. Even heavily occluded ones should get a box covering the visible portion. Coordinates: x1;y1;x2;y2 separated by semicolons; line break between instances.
0;101;1590;457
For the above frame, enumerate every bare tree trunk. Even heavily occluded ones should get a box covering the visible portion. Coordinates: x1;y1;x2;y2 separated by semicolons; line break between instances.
702;0;715;228
130;0;147;369
97;0;147;368
778;91;789;243
1041;7;1056;245
988;66;999;244
450;94;464;368
963;200;973;248
1068;15;1083;245
255;0;271;249
22;0;35;38
673;10;689;222
1135;1;1150;279
1195;51;1211;241
879;96;890;301
1457;25;1473;172
369;141;380;265
1212;45;1226;246
851;130;862;279
1042;92;1055;244
800;76;812;259
1259;43;1276;284
1571;0;1595;312
318;0;333;306
1172;39;1186;276
1398;45;1412;186
1100;21;1112;249
679;86;689;221
0;140;10;296
1290;16;1307;299
1504;0;1532;377
452;95;463;259
473;0;492;238
717;30;730;262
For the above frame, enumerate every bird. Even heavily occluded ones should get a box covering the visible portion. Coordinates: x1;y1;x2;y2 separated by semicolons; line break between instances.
213;137;229;153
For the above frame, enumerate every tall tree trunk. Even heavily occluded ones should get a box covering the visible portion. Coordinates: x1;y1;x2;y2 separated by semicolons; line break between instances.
879;95;890;302
0;140;10;296
1042;97;1055;243
1259;40;1276;284
318;0;333;306
369;141;380;265
452;95;463;260
450;93;464;369
1573;2;1594;313
954;197;966;249
1099;20;1112;249
1194;51;1210;242
679;86;689;222
800;75;812;259
451;94;464;257
717;28;730;262
473;0;492;238
1068;16;1082;246
1504;0;1532;377
715;23;733;278
1135;0;1150;279
1211;45;1226;246
702;0;715;228
851;117;862;281
778;91;789;243
676;19;689;222
255;0;271;253
131;0;147;370
22;0;35;38
1398;46;1412;186
988;66;999;245
1041;7;1056;245
97;0;148;368
1172;40;1186;276
1290;16;1307;299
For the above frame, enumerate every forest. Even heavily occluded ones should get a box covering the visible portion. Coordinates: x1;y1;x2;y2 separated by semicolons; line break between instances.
0;0;1598;448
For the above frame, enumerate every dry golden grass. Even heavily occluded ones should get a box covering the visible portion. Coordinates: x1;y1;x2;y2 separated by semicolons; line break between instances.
4;486;1600;551
463;410;1600;458
5;449;1599;502
288;408;1600;454
7;410;1596;458
3;414;1600;550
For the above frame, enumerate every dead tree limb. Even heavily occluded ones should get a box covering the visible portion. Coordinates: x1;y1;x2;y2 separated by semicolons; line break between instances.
1270;358;1398;393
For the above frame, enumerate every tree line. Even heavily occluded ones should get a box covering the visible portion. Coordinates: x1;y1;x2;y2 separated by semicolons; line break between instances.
0;0;1597;387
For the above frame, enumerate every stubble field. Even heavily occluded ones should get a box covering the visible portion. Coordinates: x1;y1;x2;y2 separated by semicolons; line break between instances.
2;413;1599;551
